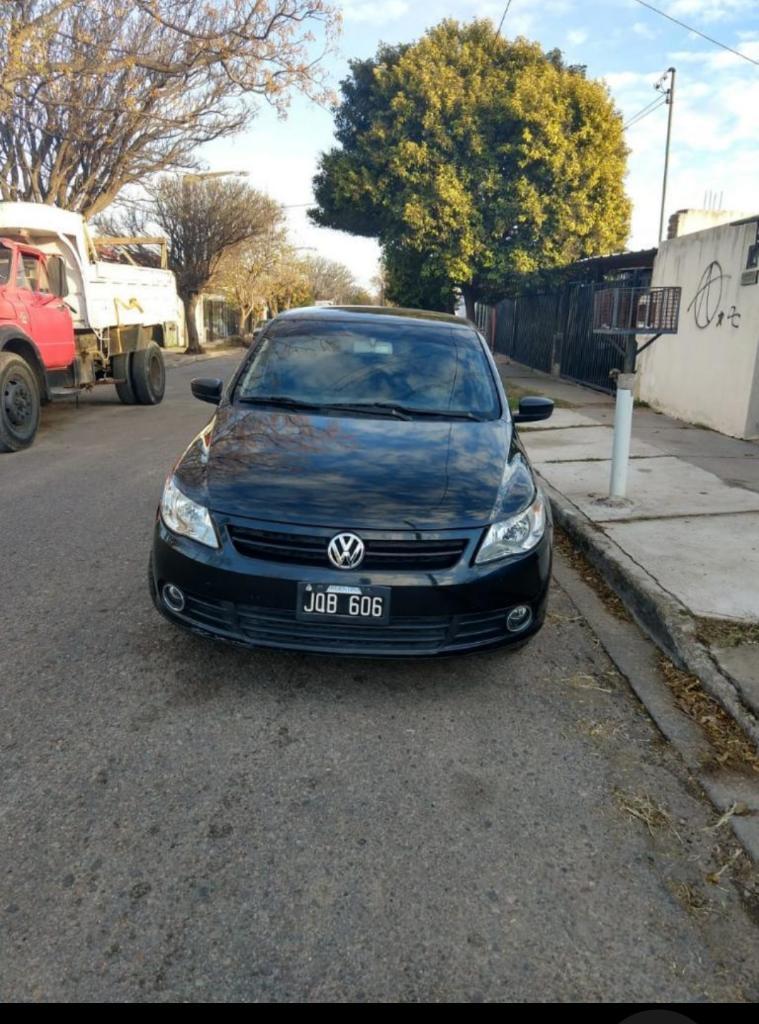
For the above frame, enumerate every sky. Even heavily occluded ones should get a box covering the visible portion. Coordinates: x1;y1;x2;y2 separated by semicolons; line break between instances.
204;0;759;289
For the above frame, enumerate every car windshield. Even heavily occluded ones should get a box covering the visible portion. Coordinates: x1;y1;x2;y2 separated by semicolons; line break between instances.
236;319;501;420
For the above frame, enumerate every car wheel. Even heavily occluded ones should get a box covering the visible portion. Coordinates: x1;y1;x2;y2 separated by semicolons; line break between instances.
131;342;166;405
0;351;41;452
112;352;137;405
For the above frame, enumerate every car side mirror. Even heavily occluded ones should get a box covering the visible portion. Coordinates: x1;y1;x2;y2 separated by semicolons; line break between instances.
512;396;554;423
47;255;68;298
191;377;223;405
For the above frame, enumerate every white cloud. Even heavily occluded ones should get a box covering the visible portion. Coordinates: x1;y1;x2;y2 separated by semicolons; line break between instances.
616;52;759;249
668;37;759;68
567;28;588;45
341;0;410;25
602;70;657;91
631;20;657;39
666;1;755;24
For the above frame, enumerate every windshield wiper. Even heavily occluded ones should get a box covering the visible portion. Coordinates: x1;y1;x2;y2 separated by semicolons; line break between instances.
401;407;487;421
318;402;490;421
317;402;413;420
237;397;485;421
237;395;326;412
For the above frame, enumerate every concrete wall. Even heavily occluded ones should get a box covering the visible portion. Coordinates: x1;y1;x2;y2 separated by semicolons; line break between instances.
668;208;754;239
637;217;759;440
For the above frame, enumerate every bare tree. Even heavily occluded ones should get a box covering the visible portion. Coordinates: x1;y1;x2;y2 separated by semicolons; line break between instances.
0;1;339;217
214;226;290;333
149;175;282;353
264;250;312;314
300;254;358;304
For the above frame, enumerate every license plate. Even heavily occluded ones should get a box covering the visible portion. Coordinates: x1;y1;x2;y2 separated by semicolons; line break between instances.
296;583;390;625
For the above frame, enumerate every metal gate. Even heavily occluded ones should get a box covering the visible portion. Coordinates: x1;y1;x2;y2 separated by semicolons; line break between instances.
510;292;557;373
485;283;631;393
559;283;625;393
493;298;516;356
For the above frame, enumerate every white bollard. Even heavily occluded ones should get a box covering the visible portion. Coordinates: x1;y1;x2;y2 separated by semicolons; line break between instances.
609;373;635;499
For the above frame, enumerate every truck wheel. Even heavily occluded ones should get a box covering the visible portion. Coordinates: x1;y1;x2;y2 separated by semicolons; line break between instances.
0;351;41;452
112;353;137;405
131;342;166;406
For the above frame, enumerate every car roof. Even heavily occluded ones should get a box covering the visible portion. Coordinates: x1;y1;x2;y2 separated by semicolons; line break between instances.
274;305;477;331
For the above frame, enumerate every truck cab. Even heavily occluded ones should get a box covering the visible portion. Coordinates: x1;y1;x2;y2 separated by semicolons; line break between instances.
0;201;183;453
0;238;75;369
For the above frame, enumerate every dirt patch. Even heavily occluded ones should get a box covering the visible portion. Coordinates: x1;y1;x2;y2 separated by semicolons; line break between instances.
658;655;759;776
554;527;631;622
696;618;759;649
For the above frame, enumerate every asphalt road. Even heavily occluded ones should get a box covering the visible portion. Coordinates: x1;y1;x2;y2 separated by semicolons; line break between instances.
2;353;758;1002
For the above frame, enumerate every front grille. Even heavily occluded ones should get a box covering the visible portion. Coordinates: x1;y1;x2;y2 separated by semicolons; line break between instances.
227;526;467;571
175;593;511;654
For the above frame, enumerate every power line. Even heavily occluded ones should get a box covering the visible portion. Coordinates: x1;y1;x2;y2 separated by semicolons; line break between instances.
632;0;759;68
496;0;513;37
624;96;667;129
623;95;663;126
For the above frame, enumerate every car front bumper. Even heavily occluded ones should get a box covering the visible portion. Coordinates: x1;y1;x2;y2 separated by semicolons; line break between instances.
149;514;552;657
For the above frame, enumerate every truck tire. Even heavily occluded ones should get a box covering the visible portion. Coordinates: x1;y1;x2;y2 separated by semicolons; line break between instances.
0;351;41;452
131;342;166;406
112;352;137;405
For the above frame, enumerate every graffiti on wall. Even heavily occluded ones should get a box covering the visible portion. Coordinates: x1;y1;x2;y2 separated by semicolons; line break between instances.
687;261;741;330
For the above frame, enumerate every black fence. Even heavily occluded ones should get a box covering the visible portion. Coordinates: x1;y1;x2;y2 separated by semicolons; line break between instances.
485;282;632;394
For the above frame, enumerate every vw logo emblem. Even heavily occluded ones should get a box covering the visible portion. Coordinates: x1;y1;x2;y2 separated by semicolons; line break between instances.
327;532;365;570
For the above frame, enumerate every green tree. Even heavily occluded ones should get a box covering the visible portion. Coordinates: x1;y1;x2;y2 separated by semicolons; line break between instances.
310;19;631;319
383;244;457;313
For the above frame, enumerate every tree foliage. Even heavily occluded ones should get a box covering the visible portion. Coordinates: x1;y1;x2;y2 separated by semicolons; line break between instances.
310;19;631;315
383;244;457;314
214;245;372;325
214;227;295;329
149;175;282;352
0;1;338;217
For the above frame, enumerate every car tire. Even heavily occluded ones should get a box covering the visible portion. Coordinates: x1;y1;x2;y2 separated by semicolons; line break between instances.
131;342;166;406
112;352;138;405
0;351;41;452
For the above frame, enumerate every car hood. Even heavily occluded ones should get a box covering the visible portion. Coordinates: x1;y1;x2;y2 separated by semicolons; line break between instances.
174;405;535;530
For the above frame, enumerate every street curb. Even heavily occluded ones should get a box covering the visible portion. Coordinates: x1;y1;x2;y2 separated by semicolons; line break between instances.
538;473;759;755
552;557;759;862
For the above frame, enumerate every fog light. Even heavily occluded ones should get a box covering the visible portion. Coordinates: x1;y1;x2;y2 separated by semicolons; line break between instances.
162;583;185;613
506;605;532;633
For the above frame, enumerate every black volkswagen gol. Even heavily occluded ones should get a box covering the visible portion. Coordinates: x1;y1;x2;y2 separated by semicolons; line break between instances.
149;306;554;656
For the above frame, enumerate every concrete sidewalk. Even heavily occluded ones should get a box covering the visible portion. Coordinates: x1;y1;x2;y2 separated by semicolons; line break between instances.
496;357;759;739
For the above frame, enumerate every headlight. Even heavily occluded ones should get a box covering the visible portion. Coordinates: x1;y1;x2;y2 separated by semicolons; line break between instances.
475;492;546;564
160;475;219;549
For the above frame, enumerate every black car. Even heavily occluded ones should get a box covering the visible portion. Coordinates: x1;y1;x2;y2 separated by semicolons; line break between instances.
149;306;554;656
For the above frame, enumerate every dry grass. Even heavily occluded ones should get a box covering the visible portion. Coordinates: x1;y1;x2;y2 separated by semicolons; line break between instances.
564;672;615;694
615;789;675;836
670;881;711;918
695;618;759;649
658;655;759;776
554;528;631;622
579;719;623;740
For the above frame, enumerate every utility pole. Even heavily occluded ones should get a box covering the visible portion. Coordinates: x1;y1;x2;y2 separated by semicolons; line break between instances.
657;67;676;243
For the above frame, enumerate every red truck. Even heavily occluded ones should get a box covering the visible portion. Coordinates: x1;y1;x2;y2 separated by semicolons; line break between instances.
0;202;184;452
